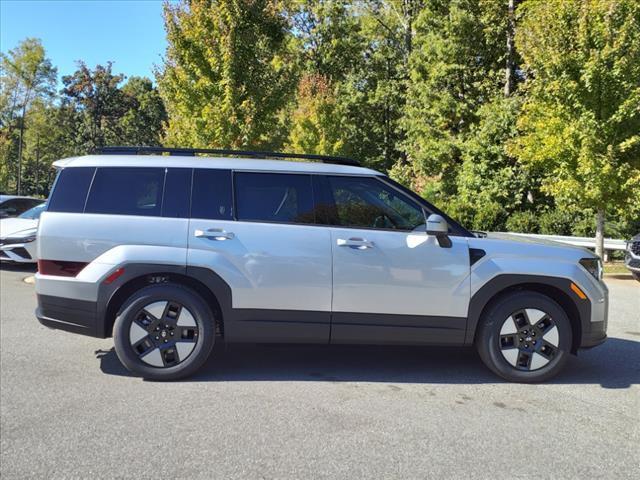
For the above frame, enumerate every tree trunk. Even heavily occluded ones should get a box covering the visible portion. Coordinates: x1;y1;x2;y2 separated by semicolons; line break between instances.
595;209;605;260
504;0;516;97
16;104;26;195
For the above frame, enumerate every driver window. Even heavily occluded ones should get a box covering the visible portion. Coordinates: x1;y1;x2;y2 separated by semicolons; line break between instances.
326;176;425;231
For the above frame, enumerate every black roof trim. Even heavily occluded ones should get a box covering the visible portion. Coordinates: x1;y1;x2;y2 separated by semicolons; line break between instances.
95;146;360;167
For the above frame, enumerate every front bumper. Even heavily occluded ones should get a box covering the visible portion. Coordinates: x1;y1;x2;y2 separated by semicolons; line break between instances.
624;253;640;272
0;242;36;263
579;282;608;349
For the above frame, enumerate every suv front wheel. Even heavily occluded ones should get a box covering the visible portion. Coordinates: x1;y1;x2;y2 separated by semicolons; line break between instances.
113;284;216;380
476;291;572;383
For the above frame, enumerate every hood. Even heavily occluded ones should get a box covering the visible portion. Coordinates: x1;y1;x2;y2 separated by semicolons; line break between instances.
471;232;597;262
0;217;38;239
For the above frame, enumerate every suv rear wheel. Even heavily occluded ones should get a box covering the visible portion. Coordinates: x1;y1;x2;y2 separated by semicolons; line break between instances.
476;291;572;383
113;284;215;380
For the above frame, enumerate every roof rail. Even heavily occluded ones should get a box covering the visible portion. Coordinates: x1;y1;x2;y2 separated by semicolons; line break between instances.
96;146;360;167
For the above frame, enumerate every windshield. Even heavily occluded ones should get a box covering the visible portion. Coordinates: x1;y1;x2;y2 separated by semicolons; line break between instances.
18;203;46;220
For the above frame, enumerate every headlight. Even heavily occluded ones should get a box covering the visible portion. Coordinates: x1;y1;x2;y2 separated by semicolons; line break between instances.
579;257;602;280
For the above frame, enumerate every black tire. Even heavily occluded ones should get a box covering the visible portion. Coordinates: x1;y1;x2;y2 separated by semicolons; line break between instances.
476;291;572;383
113;284;215;380
632;271;640;282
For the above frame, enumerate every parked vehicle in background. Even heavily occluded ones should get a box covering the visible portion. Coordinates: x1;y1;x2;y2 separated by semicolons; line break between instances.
0;203;46;264
0;195;43;218
35;147;609;383
624;234;640;282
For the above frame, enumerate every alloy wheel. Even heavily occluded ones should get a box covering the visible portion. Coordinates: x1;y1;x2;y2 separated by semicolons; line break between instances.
129;301;199;368
499;308;559;371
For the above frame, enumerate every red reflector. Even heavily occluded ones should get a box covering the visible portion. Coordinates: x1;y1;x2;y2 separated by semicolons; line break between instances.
38;260;88;277
104;267;125;284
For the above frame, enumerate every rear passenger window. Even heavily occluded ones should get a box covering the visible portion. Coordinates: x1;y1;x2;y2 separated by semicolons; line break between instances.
191;169;233;220
162;168;192;218
47;167;95;213
85;167;164;216
235;172;315;224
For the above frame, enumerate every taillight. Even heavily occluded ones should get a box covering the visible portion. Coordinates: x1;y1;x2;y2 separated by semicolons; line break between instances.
37;260;88;277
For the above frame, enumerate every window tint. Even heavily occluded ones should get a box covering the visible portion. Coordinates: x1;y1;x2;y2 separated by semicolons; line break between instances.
191;169;233;220
47;167;95;213
85;167;164;216
162;168;192;218
326;176;425;231
235;172;315;224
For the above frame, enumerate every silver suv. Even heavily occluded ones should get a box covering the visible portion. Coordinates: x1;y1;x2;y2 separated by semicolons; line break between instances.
35;148;609;382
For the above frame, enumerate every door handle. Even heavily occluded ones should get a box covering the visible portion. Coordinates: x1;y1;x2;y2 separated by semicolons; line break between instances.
194;228;235;241
336;237;374;249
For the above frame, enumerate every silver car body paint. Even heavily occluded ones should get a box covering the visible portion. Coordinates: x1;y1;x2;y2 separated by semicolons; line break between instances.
468;234;608;323
35;154;609;342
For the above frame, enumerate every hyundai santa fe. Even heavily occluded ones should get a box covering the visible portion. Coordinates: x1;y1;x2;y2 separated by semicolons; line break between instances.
35;147;608;382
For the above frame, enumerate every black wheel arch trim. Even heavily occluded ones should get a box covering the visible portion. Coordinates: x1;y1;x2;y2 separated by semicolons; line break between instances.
98;263;231;338
464;274;592;353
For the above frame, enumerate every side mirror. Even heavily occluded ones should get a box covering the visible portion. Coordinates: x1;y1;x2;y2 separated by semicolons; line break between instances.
426;214;452;248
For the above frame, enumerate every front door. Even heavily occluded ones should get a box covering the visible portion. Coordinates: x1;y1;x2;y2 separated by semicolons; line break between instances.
324;175;470;344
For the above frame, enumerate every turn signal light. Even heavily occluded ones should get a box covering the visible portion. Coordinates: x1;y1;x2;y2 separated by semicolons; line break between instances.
570;282;587;300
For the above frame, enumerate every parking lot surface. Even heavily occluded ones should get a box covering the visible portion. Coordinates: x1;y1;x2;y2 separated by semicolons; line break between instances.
1;265;638;479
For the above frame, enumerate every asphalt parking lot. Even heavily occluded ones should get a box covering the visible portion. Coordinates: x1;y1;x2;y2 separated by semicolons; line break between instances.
0;265;638;479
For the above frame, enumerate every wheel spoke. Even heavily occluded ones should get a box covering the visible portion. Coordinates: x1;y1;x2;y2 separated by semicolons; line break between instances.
537;340;557;359
529;352;550;370
533;314;552;332
525;308;546;326
132;336;155;357
143;301;167;322
500;334;518;350
160;345;179;366
512;310;530;329
175;341;196;362
516;350;532;369
542;325;559;347
141;347;164;367
177;326;198;342
161;302;182;324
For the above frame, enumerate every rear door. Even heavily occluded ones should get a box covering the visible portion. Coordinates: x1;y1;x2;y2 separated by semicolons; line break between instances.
323;175;470;345
187;169;332;343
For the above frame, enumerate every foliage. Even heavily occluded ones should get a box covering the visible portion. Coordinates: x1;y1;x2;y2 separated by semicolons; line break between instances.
0;38;57;193
157;0;295;149
509;0;640;248
0;1;638;240
402;0;509;191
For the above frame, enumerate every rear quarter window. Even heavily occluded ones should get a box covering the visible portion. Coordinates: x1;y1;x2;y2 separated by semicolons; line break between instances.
85;167;165;217
47;167;96;213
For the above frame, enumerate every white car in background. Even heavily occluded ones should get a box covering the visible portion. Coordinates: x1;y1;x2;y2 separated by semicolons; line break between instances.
0;203;46;264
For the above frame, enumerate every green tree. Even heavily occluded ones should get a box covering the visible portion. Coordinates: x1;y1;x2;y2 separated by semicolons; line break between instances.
61;62;129;151
510;0;640;258
119;76;167;146
157;0;295;149
401;0;510;201
0;38;56;194
286;73;346;155
61;63;165;152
